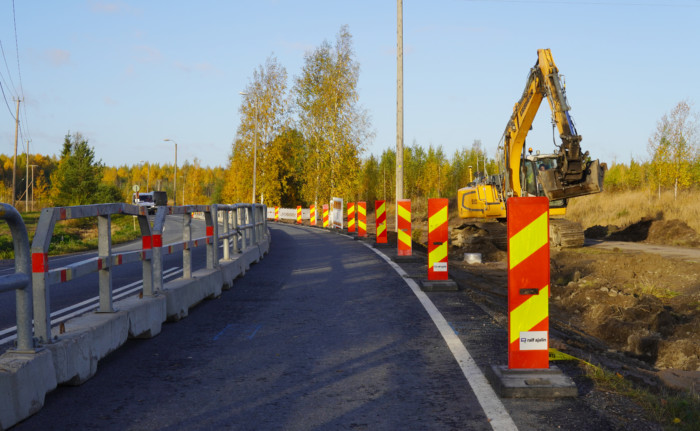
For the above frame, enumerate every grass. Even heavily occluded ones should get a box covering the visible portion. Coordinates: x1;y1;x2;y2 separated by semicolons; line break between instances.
635;278;681;299
567;189;700;233
0;212;142;259
585;364;700;430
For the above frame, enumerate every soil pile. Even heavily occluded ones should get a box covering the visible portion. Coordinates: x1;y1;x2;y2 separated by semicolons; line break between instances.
449;223;700;391
551;250;700;371
586;218;700;248
450;223;507;262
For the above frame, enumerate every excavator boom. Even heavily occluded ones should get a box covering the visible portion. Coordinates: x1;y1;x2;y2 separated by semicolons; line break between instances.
505;49;605;201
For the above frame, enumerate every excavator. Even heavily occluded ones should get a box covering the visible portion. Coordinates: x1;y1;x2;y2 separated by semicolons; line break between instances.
457;49;606;247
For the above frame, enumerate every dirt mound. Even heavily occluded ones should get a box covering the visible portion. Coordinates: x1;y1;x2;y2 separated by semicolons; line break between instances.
450;223;507;262
551;249;700;371
586;218;700;248
648;219;700;247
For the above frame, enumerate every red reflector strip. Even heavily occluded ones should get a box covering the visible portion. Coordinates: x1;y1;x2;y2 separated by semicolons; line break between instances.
32;252;48;273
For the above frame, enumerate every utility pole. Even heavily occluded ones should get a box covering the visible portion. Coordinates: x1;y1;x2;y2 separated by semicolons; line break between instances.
29;164;37;211
25;140;30;212
396;0;404;227
12;98;21;207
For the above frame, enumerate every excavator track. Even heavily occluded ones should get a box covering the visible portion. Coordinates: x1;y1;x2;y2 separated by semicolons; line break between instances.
549;218;585;248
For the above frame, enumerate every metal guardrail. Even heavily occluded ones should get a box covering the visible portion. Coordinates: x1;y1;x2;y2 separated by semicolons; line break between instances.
3;202;267;347
0;203;34;352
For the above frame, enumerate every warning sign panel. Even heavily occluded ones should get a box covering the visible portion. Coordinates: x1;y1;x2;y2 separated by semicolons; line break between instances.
519;331;548;351
433;262;447;272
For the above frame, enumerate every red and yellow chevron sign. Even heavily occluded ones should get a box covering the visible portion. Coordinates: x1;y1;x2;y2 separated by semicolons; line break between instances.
397;199;412;256
428;198;448;281
358;202;367;237
507;197;550;369
274;206;279;222
310;204;316;226
323;204;329;228
347;202;355;233
296;206;302;224
375;200;387;244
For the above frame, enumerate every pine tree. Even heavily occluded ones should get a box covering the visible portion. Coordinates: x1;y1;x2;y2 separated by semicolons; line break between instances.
50;132;104;206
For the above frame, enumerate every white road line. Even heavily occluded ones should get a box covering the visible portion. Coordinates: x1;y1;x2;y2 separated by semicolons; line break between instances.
364;244;518;431
0;267;183;346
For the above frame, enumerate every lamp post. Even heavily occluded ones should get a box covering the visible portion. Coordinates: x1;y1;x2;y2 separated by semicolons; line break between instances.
163;139;178;205
239;91;258;204
139;160;150;192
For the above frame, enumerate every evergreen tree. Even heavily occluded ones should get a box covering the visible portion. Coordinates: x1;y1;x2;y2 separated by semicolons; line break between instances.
50;132;104;206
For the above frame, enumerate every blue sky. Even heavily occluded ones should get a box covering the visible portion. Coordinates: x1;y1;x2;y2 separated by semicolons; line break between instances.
1;0;699;170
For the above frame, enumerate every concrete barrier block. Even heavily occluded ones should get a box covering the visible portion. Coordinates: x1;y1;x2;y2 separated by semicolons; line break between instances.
44;330;94;385
162;278;199;321
192;268;223;299
0;349;57;430
68;311;129;362
48;311;129;385
220;258;244;287
241;246;259;268
117;294;167;339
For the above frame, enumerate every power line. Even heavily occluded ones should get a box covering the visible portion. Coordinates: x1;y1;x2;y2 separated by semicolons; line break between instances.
12;0;25;99
0;80;16;120
11;0;32;144
462;0;700;7
0;40;18;99
0;39;19;119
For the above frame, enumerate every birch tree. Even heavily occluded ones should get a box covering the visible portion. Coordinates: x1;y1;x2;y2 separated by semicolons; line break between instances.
227;55;289;203
648;101;698;199
293;25;372;206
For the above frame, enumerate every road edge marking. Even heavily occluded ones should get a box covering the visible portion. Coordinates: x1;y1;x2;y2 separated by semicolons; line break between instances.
363;244;518;431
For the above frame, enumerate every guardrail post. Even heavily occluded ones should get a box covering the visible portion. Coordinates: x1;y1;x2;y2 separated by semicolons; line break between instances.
97;214;114;312
137;214;154;296
204;205;219;269
31;207;59;344
0;203;34;351
241;206;249;250
151;207;167;293
250;204;258;246
258;205;266;243
232;205;240;254
183;210;192;278
223;208;230;260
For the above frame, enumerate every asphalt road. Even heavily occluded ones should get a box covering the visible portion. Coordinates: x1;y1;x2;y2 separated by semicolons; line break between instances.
11;223;660;430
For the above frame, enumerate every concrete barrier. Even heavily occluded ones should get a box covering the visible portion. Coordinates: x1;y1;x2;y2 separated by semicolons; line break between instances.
0;231;270;430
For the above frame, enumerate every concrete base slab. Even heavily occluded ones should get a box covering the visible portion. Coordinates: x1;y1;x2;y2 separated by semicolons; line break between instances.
372;243;393;248
392;255;423;263
487;364;578;398
419;279;459;292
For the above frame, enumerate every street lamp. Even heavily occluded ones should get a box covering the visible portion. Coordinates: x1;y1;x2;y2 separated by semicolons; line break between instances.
239;91;258;204
163;139;178;205
139;160;150;192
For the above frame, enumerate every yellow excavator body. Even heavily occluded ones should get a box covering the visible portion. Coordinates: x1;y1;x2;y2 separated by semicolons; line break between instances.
458;49;606;247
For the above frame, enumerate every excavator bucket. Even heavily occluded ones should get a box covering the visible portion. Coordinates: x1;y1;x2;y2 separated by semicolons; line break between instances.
538;159;606;200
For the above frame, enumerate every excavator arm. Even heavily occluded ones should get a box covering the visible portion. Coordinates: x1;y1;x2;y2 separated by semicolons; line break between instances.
504;49;605;200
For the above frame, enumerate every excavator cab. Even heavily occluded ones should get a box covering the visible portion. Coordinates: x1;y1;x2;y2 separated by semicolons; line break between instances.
522;154;566;209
